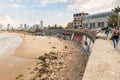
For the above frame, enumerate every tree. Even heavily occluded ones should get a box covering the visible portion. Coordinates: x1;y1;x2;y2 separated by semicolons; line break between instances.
112;6;120;26
108;15;117;27
108;6;120;28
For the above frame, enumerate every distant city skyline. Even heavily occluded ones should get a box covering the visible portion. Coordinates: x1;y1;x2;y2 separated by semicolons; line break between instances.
0;0;118;28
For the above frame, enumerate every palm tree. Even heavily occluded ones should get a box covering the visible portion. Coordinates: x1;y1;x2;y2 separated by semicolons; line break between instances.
112;6;120;26
108;15;117;28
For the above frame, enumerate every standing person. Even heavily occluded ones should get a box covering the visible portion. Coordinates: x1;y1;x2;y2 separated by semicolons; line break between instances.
112;27;120;48
105;26;111;37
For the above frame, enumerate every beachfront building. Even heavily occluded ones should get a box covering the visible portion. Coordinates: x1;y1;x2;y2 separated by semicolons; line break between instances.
82;11;115;29
73;12;89;29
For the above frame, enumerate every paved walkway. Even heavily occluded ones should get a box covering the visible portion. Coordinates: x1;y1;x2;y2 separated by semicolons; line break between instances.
116;40;120;53
109;39;120;53
99;32;120;53
82;33;120;80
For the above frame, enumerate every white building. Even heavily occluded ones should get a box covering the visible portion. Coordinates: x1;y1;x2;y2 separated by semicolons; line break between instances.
73;12;89;28
82;11;115;29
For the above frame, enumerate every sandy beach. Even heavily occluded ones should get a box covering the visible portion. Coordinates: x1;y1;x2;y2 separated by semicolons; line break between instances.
0;33;87;80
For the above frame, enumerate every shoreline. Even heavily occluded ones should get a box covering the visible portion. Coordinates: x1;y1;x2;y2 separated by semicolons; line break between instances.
0;32;87;80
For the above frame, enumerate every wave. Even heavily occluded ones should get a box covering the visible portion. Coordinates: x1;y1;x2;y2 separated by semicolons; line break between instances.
0;33;22;55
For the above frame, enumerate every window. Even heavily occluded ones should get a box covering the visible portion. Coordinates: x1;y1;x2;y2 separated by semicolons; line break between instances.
86;23;88;28
98;22;104;27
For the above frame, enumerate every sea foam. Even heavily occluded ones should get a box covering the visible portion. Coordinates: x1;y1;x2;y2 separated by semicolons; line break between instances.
0;33;22;55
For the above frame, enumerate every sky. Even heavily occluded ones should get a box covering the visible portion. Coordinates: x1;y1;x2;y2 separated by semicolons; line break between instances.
0;0;118;28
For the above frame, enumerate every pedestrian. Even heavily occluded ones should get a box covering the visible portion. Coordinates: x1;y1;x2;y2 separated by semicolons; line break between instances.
105;26;111;37
112;27;120;48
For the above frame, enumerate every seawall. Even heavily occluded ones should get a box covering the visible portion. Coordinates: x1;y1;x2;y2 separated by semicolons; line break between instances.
62;29;96;57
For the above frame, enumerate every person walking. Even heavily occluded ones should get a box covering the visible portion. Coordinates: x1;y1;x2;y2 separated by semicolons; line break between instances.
112;27;120;48
105;26;111;37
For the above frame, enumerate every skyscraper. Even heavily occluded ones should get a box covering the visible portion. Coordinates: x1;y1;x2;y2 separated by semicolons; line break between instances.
40;20;43;27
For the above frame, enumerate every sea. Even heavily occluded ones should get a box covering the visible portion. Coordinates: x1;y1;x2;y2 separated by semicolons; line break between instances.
0;33;22;55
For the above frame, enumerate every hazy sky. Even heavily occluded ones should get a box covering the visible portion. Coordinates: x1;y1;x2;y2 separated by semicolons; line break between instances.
0;0;117;27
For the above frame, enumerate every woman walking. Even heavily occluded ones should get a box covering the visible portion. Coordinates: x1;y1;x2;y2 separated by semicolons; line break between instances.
112;27;120;48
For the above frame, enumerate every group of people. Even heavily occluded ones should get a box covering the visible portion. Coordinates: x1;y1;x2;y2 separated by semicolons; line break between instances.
105;26;120;48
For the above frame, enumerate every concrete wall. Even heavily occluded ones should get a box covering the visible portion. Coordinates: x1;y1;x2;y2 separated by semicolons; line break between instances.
82;33;120;80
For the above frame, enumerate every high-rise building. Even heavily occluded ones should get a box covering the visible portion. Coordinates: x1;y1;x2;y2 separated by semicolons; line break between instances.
40;20;43;27
33;24;40;30
0;24;2;30
7;24;10;30
24;24;27;30
20;24;23;28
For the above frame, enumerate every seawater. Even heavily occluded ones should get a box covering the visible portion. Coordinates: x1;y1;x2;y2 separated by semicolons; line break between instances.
0;33;22;55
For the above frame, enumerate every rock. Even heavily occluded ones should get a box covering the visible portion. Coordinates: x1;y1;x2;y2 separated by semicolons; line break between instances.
16;74;24;80
41;62;49;68
38;56;46;62
47;70;52;76
35;77;41;80
29;47;87;80
49;51;56;55
39;68;46;74
34;67;39;71
50;55;58;60
45;58;51;64
40;74;49;80
58;61;64;65
30;71;34;74
52;46;56;49
44;53;50;58
65;46;68;49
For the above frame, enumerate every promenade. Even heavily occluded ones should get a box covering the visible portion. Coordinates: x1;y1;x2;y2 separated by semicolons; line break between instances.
97;32;120;53
82;32;120;80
